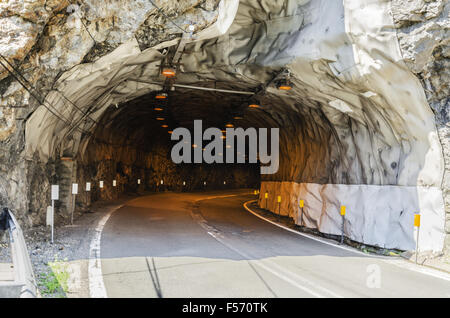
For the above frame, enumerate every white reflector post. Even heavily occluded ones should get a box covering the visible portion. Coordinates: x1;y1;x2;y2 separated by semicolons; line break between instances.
138;179;141;185
86;182;91;191
51;185;59;200
99;181;104;188
46;206;53;226
113;180;117;187
72;183;78;195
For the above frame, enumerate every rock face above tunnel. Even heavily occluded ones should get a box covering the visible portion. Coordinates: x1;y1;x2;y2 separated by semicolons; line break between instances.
392;0;450;255
0;1;448;256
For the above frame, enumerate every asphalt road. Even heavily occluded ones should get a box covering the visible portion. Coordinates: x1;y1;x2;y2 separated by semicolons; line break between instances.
100;190;450;298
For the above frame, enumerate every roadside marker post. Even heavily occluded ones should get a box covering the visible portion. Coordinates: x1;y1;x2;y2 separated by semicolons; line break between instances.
99;180;104;189
299;199;304;226
50;185;59;244
71;183;78;225
414;213;421;264
340;205;346;244
113;179;117;197
277;196;281;220
265;192;268;209
85;182;91;207
138;179;141;185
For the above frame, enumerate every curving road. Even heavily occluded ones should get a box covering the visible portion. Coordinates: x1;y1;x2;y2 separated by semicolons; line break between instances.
99;190;450;298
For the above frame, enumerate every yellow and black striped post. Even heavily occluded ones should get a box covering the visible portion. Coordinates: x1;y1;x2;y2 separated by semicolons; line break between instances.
299;199;304;226
340;205;346;244
414;213;420;264
277;195;281;220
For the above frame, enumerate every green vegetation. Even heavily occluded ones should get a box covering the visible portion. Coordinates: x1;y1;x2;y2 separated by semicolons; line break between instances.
37;255;70;297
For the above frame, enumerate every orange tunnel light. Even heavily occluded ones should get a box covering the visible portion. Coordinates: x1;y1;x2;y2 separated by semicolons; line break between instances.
155;92;168;99
162;67;176;77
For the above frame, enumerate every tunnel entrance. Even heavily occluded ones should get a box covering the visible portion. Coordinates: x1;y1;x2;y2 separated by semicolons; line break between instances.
0;0;447;256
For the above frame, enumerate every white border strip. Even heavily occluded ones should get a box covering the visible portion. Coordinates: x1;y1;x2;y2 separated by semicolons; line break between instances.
88;204;124;298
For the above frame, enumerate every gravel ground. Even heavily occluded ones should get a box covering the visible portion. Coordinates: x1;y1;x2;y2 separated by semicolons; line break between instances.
0;239;10;263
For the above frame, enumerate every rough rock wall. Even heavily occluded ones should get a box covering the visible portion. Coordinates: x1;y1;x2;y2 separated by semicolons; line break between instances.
391;0;450;256
0;0;222;226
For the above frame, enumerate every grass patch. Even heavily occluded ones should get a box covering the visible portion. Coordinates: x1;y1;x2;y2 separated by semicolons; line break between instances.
38;255;70;297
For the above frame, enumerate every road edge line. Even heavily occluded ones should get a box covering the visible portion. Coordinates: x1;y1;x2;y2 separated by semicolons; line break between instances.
88;204;124;298
243;200;372;257
244;200;450;282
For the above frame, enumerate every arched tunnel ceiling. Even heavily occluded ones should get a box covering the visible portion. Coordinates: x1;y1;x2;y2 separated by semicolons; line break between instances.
23;0;444;187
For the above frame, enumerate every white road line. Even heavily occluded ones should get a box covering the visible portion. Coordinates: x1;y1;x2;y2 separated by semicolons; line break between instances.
88;204;124;298
202;221;328;298
244;200;450;282
195;195;342;298
243;200;370;257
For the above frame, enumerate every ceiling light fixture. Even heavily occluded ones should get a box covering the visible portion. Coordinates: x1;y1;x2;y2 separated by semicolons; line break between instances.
233;116;243;120
161;124;168;128
225;123;233;128
277;78;292;90
162;67;176;77
248;103;260;108
154;107;163;111
156;117;165;121
155;92;168;99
